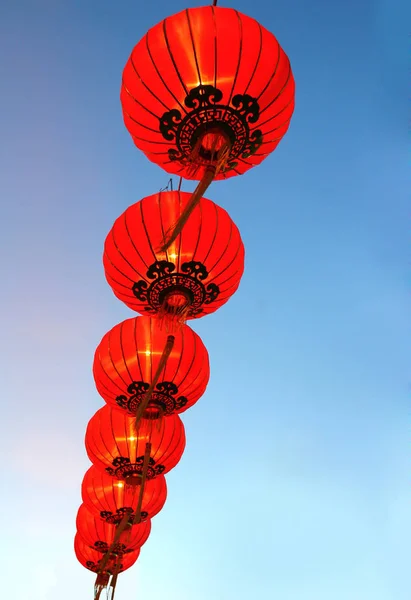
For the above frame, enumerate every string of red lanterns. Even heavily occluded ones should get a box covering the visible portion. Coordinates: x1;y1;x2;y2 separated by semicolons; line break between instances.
74;2;294;597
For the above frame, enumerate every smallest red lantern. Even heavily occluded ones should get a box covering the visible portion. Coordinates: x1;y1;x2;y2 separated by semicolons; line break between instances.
76;503;151;555
82;465;167;524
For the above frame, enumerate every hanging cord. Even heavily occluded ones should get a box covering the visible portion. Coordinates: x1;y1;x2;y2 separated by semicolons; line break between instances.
159;178;173;193
178;176;183;192
212;0;218;5
134;335;175;431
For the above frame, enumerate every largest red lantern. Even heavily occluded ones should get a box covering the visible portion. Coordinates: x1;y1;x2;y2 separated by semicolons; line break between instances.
93;316;210;418
85;406;186;483
103;190;244;320
121;5;295;181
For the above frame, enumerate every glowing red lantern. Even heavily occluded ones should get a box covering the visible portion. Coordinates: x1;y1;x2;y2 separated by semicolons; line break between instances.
93;316;209;418
103;190;244;320
76;503;151;555
74;533;139;574
82;465;167;524
121;5;294;181
75;533;139;599
85;406;186;483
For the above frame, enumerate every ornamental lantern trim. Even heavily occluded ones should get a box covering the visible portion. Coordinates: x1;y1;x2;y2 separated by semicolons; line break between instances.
158;84;264;172
116;381;188;416
106;455;165;480
132;259;220;317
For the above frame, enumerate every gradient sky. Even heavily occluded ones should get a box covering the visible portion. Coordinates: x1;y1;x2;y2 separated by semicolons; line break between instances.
1;1;409;599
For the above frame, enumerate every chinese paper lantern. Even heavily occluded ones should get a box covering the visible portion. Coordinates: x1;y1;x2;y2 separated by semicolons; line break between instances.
121;5;294;182
82;465;167;523
93;316;209;418
85;406;186;483
75;533;139;599
76;503;151;555
74;533;139;573
103;190;244;320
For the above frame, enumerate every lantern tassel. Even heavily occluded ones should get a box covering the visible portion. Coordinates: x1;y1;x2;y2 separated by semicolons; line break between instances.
157;296;192;328
107;559;122;600
94;586;103;600
158;138;231;253
134;335;175;430
94;573;109;600
108;574;118;600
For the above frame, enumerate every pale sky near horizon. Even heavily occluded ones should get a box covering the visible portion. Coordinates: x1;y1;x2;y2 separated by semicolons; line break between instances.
0;1;409;599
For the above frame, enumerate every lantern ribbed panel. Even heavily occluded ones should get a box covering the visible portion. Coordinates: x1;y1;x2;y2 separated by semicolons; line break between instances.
93;316;210;416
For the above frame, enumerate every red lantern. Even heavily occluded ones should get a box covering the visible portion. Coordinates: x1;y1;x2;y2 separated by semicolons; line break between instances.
103;190;244;320
121;5;294;181
93;316;209;418
82;465;167;523
74;533;139;574
85;406;186;483
76;503;151;555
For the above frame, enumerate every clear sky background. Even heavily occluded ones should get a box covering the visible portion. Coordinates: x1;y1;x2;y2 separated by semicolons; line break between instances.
0;1;409;599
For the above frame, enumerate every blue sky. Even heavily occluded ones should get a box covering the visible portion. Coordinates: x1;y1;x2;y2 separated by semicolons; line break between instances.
0;1;409;599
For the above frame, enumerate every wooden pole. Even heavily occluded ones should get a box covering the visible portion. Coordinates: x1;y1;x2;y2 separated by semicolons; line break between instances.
134;335;175;430
158;138;231;253
132;443;152;525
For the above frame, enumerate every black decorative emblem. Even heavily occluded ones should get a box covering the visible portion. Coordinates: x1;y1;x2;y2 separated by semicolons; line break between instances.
94;540;130;555
100;507;149;525
86;560;100;572
132;260;219;317
106;456;165;480
86;560;123;576
159;84;263;172
116;380;188;416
